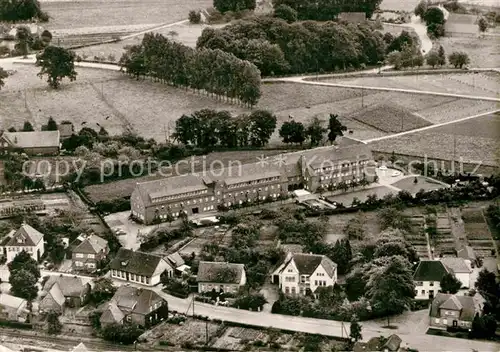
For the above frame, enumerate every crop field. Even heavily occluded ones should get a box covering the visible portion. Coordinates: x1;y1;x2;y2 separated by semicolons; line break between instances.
369;113;500;167
41;0;212;30
437;36;500;68
348;104;432;133
321;72;500;99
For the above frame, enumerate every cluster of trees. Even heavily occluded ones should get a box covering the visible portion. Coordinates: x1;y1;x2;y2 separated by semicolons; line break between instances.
197;17;388;76
173;109;276;149
384;31;423;70
470;269;500;339
415;2;446;38
0;0;48;22
272;0;382;21
214;0;256;13
13;26;53;58
448;51;470;68
120;33;261;106
279;114;347;147
425;45;447;68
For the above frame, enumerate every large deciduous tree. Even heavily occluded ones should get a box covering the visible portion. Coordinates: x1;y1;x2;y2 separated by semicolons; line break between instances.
448;51;470;69
214;0;256;13
306;117;326;147
15;26;32;58
279;120;306;145
248;110;277;147
327;114;347;143
9;268;38;300
0;67;8;90
36;46;77;89
0;0;48;22
440;272;462;294
366;255;415;327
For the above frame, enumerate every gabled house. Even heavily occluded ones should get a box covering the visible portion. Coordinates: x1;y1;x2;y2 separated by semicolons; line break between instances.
271;253;337;296
40;282;66;313
0;223;45;263
429;293;481;330
353;334;402;352
196;261;246;294
109;248;174;286
42;275;91;310
413;260;450;300
0;293;29;322
0;131;60;156
99;286;168;328
457;245;477;267
70;234;109;271
71;342;89;352
440;257;472;288
165;252;190;275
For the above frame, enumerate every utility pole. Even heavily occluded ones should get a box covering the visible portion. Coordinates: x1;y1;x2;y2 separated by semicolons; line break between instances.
205;319;209;345
452;132;457;176
361;88;364;108
401;114;404;131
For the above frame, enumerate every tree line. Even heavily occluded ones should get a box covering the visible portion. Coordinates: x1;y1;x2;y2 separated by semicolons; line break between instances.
197;17;388;76
0;0;48;22
272;0;382;21
119;33;262;106
172;109;348;149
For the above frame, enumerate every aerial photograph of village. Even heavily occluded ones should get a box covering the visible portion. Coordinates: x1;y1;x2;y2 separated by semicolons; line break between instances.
0;0;499;351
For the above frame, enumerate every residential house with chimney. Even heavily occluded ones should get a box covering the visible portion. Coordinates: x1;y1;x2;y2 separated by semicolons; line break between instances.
0;293;29;322
271;253;337;296
429;293;481;330
440;257;472;288
0;131;60;156
196;261;246;294
70;234;109;271
109;248;174;286
99;285;168;328
0;223;45;263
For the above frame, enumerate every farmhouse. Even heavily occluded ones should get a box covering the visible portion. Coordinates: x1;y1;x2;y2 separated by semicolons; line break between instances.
0;293;29;322
413;260;450;300
131;145;374;224
429;293;481;330
41;275;91;310
110;248;174;286
196;261;246;294
271;253;337;296
0;223;45;263
99;286;168;328
0;131;60;156
70;234;109;271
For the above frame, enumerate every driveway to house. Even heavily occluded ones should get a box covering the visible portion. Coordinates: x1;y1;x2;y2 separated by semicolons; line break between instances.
407;15;433;55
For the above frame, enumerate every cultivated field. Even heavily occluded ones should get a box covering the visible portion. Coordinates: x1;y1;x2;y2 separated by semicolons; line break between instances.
41;0;212;30
462;207;496;257
320;72;500;99
369;113;500;167
437;36;500;68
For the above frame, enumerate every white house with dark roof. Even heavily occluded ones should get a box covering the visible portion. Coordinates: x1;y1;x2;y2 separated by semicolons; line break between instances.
0;223;45;263
109;248;174;286
131;144;374;224
413;260;451;300
0;293;29;322
0;131;60;156
271;253;337;296
196;261;246;294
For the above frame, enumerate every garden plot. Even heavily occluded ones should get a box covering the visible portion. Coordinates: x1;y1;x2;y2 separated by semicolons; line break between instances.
462;208;495;257
211;326;297;351
405;215;428;258
433;214;456;256
146;320;220;347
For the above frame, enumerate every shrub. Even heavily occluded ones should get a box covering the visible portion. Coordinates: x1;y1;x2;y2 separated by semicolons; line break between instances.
232;293;267;311
188;10;202;24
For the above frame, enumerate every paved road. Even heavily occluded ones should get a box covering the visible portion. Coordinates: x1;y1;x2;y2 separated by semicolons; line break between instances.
408;15;433;55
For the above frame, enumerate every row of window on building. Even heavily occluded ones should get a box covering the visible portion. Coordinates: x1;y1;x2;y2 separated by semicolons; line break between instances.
75;261;95;269
112;270;151;285
152;189;209;203
6;246;33;252
227;176;281;189
75;253;95;259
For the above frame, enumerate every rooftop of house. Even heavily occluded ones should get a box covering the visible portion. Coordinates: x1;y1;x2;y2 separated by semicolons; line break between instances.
44;282;66;307
43;275;89;297
430;293;477;321
0;292;26;309
196;261;245;284
281;253;337;278
0;223;44;247
166;252;185;268
109;248;166;277
353;334;401;352
1;131;60;149
100;286;165;324
440;257;471;273
58;123;74;138
413;260;449;282
73;234;108;254
457;245;476;260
